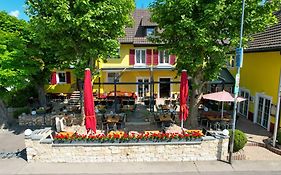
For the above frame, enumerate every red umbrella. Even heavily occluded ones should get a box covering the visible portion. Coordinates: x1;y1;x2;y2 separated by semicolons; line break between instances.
51;72;57;85
84;68;96;133
180;70;189;129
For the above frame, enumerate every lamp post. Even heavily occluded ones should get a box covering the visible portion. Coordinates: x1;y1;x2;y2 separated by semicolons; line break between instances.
229;0;245;164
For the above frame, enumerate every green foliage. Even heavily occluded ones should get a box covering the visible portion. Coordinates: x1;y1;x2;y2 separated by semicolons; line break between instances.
26;0;135;77
0;11;40;90
277;128;281;144
13;107;31;119
150;0;281;127
4;85;37;108
229;129;247;152
150;0;280;81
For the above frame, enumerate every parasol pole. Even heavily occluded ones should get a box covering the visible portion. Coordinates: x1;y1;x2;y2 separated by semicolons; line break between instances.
181;117;184;129
221;101;224;119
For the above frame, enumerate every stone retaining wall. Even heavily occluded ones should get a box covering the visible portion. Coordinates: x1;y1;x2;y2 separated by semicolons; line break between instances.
19;114;82;126
25;137;229;163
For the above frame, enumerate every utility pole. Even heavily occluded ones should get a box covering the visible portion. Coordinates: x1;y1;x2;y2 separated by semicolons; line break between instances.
229;0;245;164
273;69;281;147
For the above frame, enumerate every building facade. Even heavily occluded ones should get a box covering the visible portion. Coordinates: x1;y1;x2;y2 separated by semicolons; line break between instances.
232;11;281;131
45;9;180;100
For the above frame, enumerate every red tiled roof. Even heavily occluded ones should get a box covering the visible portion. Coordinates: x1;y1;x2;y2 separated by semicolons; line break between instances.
118;9;157;45
246;11;281;52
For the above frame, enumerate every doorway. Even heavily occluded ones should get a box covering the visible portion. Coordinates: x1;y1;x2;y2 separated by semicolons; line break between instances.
255;94;272;130
159;78;171;98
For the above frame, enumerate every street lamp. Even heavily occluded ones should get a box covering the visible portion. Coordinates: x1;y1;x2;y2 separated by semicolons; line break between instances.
229;0;245;164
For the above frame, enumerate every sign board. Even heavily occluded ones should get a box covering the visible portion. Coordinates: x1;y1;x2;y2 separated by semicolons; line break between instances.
234;74;240;94
236;48;243;68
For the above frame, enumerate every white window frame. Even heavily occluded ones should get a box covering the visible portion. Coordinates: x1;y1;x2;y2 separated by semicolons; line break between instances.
136;77;150;99
254;93;272;131
238;88;250;118
107;72;120;83
135;49;146;65
158;50;170;65
56;71;66;84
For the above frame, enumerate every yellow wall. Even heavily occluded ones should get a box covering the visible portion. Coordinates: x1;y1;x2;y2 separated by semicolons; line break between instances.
95;70;180;96
100;44;132;68
240;51;281;127
45;44;180;96
45;69;77;94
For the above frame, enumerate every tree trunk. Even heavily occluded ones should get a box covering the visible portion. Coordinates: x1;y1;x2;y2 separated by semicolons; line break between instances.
0;99;8;129
186;72;205;129
78;79;85;125
36;84;47;107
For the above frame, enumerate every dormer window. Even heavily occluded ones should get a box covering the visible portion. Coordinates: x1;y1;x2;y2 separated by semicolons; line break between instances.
146;27;154;36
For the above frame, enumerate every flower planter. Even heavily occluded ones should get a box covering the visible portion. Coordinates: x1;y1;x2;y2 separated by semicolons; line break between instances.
53;131;204;145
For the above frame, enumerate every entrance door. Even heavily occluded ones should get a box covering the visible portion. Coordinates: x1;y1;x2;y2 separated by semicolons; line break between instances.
238;89;250;118
137;78;149;98
255;94;271;129
159;78;171;98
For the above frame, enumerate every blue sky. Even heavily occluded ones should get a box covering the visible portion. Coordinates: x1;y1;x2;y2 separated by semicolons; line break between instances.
0;0;155;21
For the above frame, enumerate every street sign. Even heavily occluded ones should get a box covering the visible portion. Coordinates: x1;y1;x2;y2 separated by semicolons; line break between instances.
234;74;240;94
236;47;243;68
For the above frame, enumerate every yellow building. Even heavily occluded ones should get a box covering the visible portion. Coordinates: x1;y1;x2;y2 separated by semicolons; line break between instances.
45;9;180;100
232;11;281;132
45;9;235;100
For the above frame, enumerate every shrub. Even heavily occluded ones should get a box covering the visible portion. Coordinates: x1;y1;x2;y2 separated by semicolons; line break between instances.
13;107;31;119
277;128;281;145
229;129;247;152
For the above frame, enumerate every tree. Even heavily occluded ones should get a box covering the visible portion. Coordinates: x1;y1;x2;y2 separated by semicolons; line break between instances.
26;0;135;113
0;11;40;128
26;0;135;75
150;0;281;128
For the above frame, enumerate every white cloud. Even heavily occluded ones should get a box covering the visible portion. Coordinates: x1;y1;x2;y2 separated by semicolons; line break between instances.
9;10;20;18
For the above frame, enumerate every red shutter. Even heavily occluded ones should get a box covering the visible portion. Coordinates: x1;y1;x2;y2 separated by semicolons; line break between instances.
153;50;158;65
51;71;57;85
146;49;152;65
66;72;71;84
170;55;176;65
129;49;135;65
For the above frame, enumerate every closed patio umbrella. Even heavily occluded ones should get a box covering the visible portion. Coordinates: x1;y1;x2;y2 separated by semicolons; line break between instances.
202;90;246;119
51;71;57;85
84;68;96;133
180;70;189;129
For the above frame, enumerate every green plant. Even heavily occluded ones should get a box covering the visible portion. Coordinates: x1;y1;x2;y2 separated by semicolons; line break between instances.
277;128;281;145
229;129;247;153
13;107;31;119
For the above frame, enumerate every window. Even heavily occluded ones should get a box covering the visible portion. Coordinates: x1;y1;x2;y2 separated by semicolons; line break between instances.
227;55;235;68
57;72;66;84
107;72;120;83
159;50;169;64
146;27;154;36
135;49;146;64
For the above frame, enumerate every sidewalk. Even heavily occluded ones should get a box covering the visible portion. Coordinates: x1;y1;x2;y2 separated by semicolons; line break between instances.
0;159;281;174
